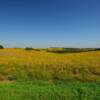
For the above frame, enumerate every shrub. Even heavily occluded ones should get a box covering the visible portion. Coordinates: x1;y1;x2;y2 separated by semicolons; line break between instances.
25;47;33;50
0;45;4;49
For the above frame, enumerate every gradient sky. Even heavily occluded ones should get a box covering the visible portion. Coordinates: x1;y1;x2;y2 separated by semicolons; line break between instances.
0;0;100;48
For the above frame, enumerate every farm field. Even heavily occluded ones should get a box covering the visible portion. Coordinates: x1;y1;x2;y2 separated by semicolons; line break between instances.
0;48;100;100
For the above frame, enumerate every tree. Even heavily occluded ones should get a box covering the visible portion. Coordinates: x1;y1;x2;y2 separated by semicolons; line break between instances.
0;45;4;49
25;47;33;50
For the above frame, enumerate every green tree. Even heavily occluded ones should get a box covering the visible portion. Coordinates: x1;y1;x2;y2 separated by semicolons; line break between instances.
0;45;4;49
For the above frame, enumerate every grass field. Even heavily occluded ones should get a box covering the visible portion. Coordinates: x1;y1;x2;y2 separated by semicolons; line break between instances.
0;48;100;100
0;48;100;81
0;81;100;100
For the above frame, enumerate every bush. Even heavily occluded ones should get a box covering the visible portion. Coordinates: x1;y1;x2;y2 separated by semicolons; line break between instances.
25;47;33;50
0;45;4;49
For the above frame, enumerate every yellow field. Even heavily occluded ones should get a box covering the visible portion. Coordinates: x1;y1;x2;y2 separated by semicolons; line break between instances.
0;48;100;81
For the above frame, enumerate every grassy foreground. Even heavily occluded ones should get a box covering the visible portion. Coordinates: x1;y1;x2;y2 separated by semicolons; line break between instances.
0;80;100;100
0;49;100;100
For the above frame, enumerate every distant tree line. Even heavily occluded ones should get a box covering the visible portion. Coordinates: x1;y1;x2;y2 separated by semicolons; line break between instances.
25;47;100;53
25;47;33;50
0;45;100;53
25;47;41;51
46;47;100;53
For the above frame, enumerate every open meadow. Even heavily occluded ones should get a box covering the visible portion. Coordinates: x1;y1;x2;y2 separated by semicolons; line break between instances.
0;0;100;99
0;48;100;100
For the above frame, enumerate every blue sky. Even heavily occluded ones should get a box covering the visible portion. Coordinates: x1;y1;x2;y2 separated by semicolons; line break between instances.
0;0;100;48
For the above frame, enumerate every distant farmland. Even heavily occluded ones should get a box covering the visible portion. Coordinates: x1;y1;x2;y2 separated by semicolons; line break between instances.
0;48;100;81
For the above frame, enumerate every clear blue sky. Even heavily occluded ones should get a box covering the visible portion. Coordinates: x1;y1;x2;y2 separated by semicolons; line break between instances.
0;0;100;48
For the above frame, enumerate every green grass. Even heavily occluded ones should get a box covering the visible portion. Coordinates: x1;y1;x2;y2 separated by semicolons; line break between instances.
0;80;99;100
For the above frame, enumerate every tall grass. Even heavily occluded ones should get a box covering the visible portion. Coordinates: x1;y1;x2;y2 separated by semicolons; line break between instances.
0;48;100;82
0;80;99;100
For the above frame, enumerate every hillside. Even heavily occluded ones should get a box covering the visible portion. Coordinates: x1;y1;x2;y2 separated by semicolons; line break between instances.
0;48;100;82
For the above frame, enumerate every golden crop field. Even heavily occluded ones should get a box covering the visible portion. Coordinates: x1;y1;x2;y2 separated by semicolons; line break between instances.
0;48;100;82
